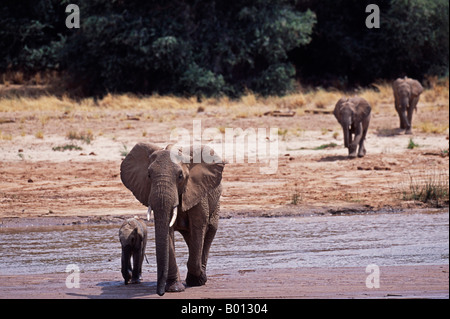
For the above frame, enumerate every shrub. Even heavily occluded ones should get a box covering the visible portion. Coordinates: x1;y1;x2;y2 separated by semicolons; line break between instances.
402;171;449;207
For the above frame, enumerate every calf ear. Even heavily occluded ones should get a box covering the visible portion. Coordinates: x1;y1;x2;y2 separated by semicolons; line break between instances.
407;79;423;96
333;97;347;121
353;97;371;124
181;146;225;211
120;143;161;207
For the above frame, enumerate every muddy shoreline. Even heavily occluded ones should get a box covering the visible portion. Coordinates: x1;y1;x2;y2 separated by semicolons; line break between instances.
0;265;448;299
1;206;446;229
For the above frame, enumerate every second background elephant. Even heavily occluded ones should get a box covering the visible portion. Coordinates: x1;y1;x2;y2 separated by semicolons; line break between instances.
392;76;423;134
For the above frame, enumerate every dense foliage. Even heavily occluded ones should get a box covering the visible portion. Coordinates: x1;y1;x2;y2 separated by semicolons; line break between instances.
293;0;449;87
0;0;448;96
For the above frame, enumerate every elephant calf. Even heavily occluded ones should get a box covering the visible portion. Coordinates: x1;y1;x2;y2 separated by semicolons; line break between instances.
119;217;148;284
393;76;423;134
333;97;371;158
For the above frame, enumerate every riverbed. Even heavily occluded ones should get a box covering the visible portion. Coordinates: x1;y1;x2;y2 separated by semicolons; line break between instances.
1;211;448;276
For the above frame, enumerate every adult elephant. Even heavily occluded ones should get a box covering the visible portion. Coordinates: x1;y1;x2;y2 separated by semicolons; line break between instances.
333;97;372;158
392;77;423;134
120;143;225;296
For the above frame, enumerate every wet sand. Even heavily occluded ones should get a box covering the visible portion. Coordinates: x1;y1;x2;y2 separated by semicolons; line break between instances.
0;265;448;299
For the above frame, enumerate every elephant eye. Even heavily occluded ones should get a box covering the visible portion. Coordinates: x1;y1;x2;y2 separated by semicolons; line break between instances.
178;171;183;180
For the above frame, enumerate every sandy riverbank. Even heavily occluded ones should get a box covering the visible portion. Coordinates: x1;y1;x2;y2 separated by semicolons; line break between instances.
0;265;447;299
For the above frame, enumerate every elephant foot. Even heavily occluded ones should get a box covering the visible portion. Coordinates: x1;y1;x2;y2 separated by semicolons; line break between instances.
348;144;357;159
358;148;366;158
405;128;412;135
130;272;143;284
165;279;185;293
122;269;132;285
186;271;207;287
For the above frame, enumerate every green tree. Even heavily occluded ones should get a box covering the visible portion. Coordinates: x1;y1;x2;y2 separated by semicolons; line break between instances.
383;0;449;78
61;0;316;96
0;0;68;74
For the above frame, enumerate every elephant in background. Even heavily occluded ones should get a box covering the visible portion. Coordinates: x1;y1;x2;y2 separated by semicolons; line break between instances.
120;143;225;296
119;217;148;285
333;97;372;158
393;77;423;134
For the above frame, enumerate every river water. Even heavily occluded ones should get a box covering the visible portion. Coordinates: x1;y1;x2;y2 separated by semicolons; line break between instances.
0;211;448;275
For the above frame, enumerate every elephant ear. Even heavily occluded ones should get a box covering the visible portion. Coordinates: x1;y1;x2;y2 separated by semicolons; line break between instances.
406;78;423;96
182;145;225;212
333;97;347;120
352;97;371;124
393;78;402;90
120;143;162;207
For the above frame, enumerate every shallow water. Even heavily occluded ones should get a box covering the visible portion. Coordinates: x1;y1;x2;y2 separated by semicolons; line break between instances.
0;211;448;275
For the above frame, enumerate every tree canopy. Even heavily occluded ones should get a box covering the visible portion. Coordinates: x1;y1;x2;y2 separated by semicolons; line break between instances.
0;0;448;96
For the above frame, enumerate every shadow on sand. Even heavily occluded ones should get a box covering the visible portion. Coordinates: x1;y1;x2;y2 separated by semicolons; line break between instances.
66;280;159;299
318;155;349;162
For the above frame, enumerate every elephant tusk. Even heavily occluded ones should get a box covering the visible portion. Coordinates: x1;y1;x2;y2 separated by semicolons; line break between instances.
169;206;178;228
147;207;153;221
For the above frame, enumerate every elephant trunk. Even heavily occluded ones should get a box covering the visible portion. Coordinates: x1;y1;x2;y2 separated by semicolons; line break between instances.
400;95;410;128
154;219;169;296
149;183;179;297
343;125;350;148
400;96;409;111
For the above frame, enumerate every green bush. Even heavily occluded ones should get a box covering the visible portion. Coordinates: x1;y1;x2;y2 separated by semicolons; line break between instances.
53;0;317;96
252;63;296;96
180;63;225;97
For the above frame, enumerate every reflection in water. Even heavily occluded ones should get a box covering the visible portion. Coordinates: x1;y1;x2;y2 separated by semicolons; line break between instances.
0;211;448;275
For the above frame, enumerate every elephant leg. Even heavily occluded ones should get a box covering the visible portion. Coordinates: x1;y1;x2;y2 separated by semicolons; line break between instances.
121;246;132;285
405;111;413;134
395;99;405;129
398;106;410;134
201;209;219;275
405;97;418;134
131;243;142;284
358;115;370;157
185;206;208;287
348;123;361;158
165;228;185;292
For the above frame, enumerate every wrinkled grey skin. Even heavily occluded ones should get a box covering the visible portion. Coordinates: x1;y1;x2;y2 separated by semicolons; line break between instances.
393;77;423;134
334;97;372;158
119;218;148;285
120;143;225;296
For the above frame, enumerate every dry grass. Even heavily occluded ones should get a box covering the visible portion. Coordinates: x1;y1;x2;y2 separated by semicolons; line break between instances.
0;131;13;140
0;79;447;121
415;121;449;134
423;76;449;103
66;129;94;144
35;130;44;139
400;170;449;207
303;88;341;110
